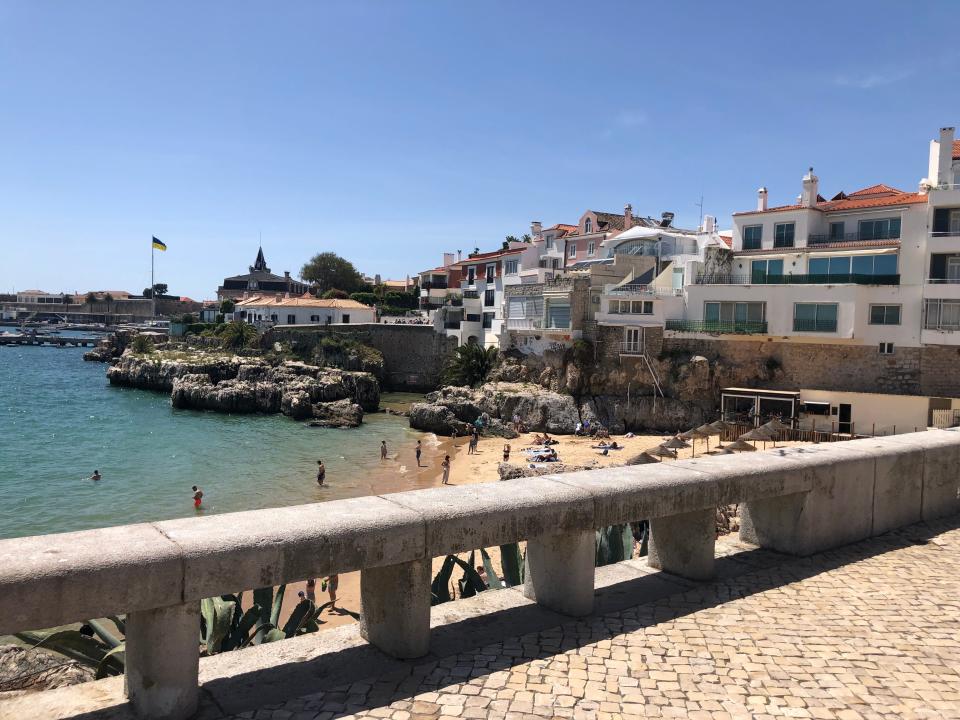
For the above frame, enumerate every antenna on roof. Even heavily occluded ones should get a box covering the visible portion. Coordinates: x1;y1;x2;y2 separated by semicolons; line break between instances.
695;194;704;230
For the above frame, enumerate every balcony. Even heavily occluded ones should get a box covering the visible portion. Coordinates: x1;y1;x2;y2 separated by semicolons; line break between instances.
695;273;900;286
792;319;837;332
506;318;542;330
462;290;480;300
807;231;900;245
619;341;645;355
665;320;767;334
443;321;461;330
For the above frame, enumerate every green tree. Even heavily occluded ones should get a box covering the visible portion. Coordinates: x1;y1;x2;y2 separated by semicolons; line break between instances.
219;298;235;314
442;344;498;387
131;334;154;354
220;320;258;350
103;292;114;314
142;283;168;298
62;294;74;305
300;253;365;294
322;288;349;299
85;292;99;307
505;235;520;244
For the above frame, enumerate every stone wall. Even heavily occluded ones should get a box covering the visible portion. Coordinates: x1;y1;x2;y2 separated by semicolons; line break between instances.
268;324;457;392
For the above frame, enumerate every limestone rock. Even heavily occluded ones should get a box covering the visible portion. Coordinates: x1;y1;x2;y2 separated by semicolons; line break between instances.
309;399;364;428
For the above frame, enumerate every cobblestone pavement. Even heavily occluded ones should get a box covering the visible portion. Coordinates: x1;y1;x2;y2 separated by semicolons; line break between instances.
228;522;960;720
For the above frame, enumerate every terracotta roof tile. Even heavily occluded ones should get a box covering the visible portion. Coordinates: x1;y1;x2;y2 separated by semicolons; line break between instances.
235;295;371;309
954;140;960;160
846;184;905;197
736;189;926;216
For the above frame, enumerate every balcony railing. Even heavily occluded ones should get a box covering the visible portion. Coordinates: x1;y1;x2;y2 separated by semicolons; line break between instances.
792;319;837;332
807;232;900;245
462;290;480;300
930;231;960;238
443;321;461;330
924;322;960;331
665;320;767;334
926;278;960;284
446;297;463;307
695;273;900;286
619;341;645;355
506;318;542;330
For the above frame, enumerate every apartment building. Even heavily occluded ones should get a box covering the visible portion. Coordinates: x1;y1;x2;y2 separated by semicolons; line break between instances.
674;127;960;356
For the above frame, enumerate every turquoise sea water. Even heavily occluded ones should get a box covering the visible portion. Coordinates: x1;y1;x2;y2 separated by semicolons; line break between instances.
0;333;442;540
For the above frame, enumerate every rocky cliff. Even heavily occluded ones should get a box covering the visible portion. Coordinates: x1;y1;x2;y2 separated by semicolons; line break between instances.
108;352;379;426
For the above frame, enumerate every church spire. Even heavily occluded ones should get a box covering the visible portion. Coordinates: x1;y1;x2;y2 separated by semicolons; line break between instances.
250;246;270;273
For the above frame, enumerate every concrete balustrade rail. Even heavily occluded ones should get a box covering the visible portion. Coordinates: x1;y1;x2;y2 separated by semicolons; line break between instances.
2;430;959;720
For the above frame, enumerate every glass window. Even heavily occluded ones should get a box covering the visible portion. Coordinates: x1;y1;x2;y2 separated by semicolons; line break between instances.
859;218;901;240
568;243;577;258
705;302;720;322
504;259;518;274
484;289;495;306
743;225;762;250
774;223;795;247
851;256;873;275
752;259;784;282
485;265;495;282
545;237;553;250
584;218;592;233
828;256;851;276
869;305;901;325
829;222;845;240
808;257;829;277
874;254;897;275
482;312;494;329
926;299;960;329
588;240;595;256
467;267;476;284
794;303;837;331
704;302;765;323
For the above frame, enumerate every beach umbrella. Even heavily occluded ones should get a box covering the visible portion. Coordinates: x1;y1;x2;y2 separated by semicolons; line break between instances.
679;428;710;457
694;423;721;452
645;445;678;460
661;435;691;450
738;426;776;449
709;419;733;447
763;418;791;432
625;452;661;465
726;438;758;452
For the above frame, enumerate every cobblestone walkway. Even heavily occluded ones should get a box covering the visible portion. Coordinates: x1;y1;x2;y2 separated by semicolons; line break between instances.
230;522;960;720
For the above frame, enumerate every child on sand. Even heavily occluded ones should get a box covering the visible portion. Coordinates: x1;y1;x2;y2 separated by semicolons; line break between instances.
192;485;203;508
503;443;511;462
380;440;388;460
441;455;451;484
415;440;422;467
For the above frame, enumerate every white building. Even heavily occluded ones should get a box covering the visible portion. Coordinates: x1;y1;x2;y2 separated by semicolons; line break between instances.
235;294;375;328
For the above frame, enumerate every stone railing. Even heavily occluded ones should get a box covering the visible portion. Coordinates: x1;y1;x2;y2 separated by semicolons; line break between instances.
2;431;959;719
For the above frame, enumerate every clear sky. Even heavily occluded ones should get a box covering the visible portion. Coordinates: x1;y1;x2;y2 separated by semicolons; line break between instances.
1;1;956;299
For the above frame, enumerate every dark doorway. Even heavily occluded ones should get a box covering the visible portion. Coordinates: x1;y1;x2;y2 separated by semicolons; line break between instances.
838;403;852;434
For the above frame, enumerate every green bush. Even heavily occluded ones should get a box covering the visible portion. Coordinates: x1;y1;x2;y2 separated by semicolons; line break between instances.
220;321;259;350
130;334;153;354
349;292;378;306
322;288;349;299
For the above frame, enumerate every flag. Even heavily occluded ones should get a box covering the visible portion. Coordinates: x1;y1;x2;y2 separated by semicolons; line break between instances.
152;236;167;251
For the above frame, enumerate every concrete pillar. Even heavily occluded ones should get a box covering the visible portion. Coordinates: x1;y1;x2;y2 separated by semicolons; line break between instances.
360;558;431;659
523;529;595;616
648;508;715;580
125;602;200;720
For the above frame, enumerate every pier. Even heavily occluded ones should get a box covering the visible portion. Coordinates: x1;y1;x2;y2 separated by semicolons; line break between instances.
0;334;101;347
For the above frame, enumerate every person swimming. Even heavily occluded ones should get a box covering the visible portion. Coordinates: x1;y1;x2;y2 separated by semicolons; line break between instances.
192;485;203;508
88;470;101;481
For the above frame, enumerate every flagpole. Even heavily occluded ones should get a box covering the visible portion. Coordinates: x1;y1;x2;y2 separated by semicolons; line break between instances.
151;239;155;319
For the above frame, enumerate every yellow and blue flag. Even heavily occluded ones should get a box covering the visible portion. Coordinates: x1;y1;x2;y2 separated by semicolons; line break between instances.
152;236;167;252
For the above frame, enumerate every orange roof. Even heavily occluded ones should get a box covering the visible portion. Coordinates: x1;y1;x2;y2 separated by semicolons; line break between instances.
954;140;960;160
453;247;524;265
548;223;577;231
235;295;371;309
736;186;927;216
718;233;733;248
846;184;903;197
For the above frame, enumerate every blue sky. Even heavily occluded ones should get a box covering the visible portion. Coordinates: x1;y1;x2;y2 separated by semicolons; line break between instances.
1;2;956;299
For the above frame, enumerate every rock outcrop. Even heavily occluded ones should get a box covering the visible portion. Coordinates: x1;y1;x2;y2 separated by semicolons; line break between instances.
110;352;377;426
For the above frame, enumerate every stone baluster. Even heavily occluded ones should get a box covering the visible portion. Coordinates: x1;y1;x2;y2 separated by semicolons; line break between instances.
523;529;595;616
647;508;716;580
360;558;432;659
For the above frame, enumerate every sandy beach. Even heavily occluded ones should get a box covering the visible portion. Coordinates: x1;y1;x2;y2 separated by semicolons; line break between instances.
279;428;807;631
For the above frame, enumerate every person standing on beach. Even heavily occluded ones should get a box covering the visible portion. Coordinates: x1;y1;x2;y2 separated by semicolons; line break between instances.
305;578;317;603
323;574;339;610
380;440;388;460
415;440;422;467
192;485;203;509
441;454;451;484
316;460;326;486
503;443;511;462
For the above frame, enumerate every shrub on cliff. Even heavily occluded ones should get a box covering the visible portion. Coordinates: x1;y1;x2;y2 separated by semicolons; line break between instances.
130;334;153;354
220;320;259;350
442;343;498;388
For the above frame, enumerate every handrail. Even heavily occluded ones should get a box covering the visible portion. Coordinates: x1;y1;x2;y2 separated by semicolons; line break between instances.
665;319;767;334
2;430;958;719
695;273;900;286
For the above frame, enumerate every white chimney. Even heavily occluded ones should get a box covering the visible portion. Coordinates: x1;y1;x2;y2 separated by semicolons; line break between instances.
624;203;633;227
442;252;454;267
929;127;956;186
801;167;819;207
757;187;768;211
531;221;542;240
702;214;716;233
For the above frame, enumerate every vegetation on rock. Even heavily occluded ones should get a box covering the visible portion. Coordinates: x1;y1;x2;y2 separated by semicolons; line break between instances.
442;344;498;387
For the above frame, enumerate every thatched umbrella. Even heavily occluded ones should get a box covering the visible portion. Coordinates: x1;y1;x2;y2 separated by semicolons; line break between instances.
694;422;721;453
726;438;758;452
709;419;733;447
645;445;678;460
678;427;709;457
626;451;662;465
661;435;691;452
739;426;777;449
764;418;792;432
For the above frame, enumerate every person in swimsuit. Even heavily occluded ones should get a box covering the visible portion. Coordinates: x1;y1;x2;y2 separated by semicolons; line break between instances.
441;455;451;484
325;574;339;609
380;440;388;460
89;470;101;481
415;440;422;467
503;443;511;462
316;460;325;486
305;578;317;603
192;485;203;508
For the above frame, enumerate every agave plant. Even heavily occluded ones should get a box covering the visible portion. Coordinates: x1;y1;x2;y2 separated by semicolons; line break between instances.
16;617;126;678
430;554;488;605
595;525;634;567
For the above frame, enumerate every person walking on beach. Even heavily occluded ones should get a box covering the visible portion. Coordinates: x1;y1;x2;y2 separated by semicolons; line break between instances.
305;578;317;603
88;470;101;481
192;485;203;509
316;460;326;486
503;443;511;462
468;430;477;455
415;440;422;467
380;440;388;460
441;454;451;484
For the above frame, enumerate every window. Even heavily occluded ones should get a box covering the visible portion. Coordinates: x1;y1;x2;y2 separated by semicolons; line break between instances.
485;264;495;283
467;267;476;285
859;217;901;240
793;303;838;332
588;240;595;256
751;258;784;282
742;225;762;250
703;301;766;324
584;218;592;233
925;299;960;330
287;314;296;324
465;314;481;322
342;314;350;324
774;222;795;248
879;342;895;355
482;312;494;329
546;301;571;329
568;243;577;258
310;314;320;322
545;236;554;250
829;222;845;240
869;305;901;325
808;254;897;280
484;289;495;306
270;314;278;322
504;259;518;274
802;401;831;416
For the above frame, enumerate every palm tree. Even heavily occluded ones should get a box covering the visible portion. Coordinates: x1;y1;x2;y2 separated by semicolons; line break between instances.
85;292;99;308
220;320;258;350
442;343;498;387
103;293;114;315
